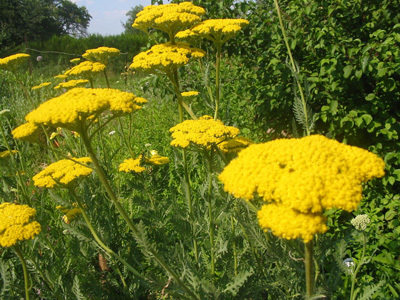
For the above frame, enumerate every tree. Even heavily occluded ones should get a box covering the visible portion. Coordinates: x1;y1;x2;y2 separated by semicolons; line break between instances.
122;5;145;35
0;0;91;55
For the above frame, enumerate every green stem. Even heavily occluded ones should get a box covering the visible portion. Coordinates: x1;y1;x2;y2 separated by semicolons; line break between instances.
273;0;310;136
14;245;30;300
214;43;222;120
305;240;315;298
231;215;238;276
206;149;215;276
80;128;200;300
350;233;367;300
103;69;110;88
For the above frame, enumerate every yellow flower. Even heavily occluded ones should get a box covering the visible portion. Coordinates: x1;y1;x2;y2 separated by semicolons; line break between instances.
130;42;205;75
146;151;170;165
0;150;18;158
219;135;385;242
31;82;52;90
176;19;249;45
119;155;146;173
70;58;81;64
218;136;253;153
11;122;42;143
54;74;68;80
64;61;106;77
257;203;328;243
82;47;120;65
56;206;82;224
54;79;89;90
181;91;199;97
0;202;41;248
22;88;145;133
33;157;93;188
170;115;239;149
133;2;205;38
0;53;30;72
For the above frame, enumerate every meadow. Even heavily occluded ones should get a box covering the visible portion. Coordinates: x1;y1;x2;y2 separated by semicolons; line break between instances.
0;1;399;299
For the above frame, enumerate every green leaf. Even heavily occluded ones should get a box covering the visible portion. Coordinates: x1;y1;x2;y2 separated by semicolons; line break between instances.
355;69;363;79
362;114;373;125
365;93;375;101
343;65;353;78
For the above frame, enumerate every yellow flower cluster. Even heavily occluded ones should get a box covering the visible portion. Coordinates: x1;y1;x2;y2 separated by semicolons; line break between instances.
12;88;145;134
218;136;253;153
176;19;249;44
170;115;239;149
0;202;41;247
56;205;82;224
0;53;30;71
0;149;18;158
119;155;146;173
31;82;51;90
82;47;120;65
64;61;106;77
181;91;199;97
219;135;385;242
54;79;89;90
70;58;81;64
33;157;93;188
11;122;41;143
130;42;205;75
133;2;205;37
119;152;170;173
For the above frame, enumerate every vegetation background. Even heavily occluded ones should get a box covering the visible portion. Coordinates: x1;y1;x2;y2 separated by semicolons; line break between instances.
0;0;399;299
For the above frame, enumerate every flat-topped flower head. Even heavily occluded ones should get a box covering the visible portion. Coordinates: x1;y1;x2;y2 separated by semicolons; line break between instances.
82;47;120;65
64;61;106;78
54;79;89;90
31;82;52;90
119;155;146;173
218;136;253;153
219;135;385;214
0;150;18;159
133;2;205;39
130;42;205;76
23;88;145;132
170;115;239;149
257;203;328;243
70;58;81;64
351;214;371;231
176;19;249;45
33;157;93;188
12;122;42;143
0;202;41;247
146;151;170;165
0;53;30;72
181;91;199;97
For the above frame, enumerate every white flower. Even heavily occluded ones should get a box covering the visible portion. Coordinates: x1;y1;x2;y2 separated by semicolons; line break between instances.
351;214;371;231
109;130;116;135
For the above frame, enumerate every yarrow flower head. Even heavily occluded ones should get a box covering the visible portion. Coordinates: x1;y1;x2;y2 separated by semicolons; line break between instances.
54;79;89;90
64;61;106;78
181;91;199;97
219;135;385;242
130;42;205;76
14;88;146;134
33;157;93;188
0;53;30;72
70;58;81;64
82;47;120;65
0;203;41;247
0;149;18;158
56;205;82;224
11;122;42;144
119;152;169;173
176;19;249;45
218;136;253;153
170;115;239;149
31;82;51;90
351;214;371;231
133;2;205;39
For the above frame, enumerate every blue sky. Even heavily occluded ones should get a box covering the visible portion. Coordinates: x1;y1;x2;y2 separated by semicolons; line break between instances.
72;0;153;36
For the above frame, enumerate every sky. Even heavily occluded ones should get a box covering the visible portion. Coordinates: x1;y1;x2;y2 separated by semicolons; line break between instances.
71;0;153;36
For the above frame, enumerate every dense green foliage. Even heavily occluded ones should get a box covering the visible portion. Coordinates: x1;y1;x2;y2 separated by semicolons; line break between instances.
0;1;399;299
0;0;91;55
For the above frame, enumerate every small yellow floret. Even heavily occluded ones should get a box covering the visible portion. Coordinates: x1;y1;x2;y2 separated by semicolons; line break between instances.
0;203;41;247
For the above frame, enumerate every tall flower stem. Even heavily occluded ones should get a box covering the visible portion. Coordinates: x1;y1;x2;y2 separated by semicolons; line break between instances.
273;0;310;136
80;127;200;300
169;70;199;262
305;241;315;298
214;43;222;120
205;149;215;276
103;69;110;88
68;188;146;282
14;245;30;300
350;233;367;300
